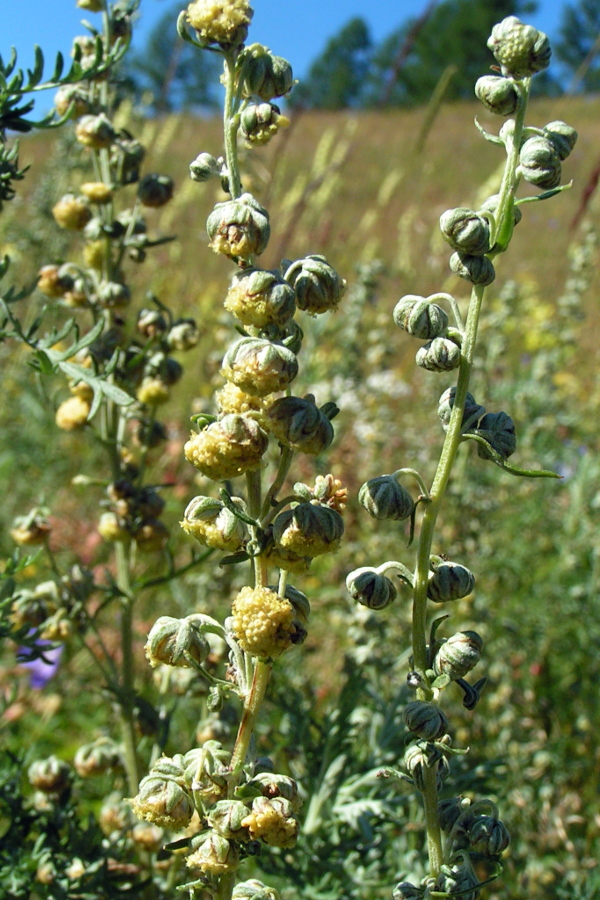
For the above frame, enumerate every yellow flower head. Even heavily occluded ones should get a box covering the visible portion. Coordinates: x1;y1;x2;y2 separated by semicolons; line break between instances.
232;586;296;659
186;0;253;47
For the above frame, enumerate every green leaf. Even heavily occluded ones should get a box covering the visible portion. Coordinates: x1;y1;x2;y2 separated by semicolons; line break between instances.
462;433;560;478
26;46;44;88
57;361;133;408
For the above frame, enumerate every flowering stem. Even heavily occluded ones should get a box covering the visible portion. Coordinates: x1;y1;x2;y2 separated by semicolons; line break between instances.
411;283;486;878
260;446;294;520
223;52;242;200
229;658;272;783
115;539;140;795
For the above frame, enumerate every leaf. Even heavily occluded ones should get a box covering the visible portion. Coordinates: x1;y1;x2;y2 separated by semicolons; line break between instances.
462;433;560;478
50;51;64;82
26;46;44;89
516;182;573;204
57;361;134;407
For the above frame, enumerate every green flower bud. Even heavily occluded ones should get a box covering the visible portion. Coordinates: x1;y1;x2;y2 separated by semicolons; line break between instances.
243;45;294;100
416;337;461;373
440;208;491;256
247;773;302;811
392;295;448;339
542;120;578;160
427;561;475;603
75;113;116;149
207;800;252;840
265;394;336;455
111;136;145;185
135;419;168;448
116;208;147;234
474;75;519;115
224;268;296;328
438;387;486;433
77;0;105;10
346;567;397;610
97;281;131;309
52;194;92;231
436;867;479;900
181;495;248;551
480;192;522;227
11;511;51;546
54;84;92;119
167;318;200;351
467;815;510;856
240;102;289;146
439;796;471;833
358;474;415;521
285;254;346;315
519;136;562;190
145;615;211;668
99;792;134;835
392;883;422;900
273;503;344;558
131;755;195;829
28;757;72;794
450;251;495;286
137;308;168;339
472;410;516;460
233;880;281;900
433;631;483;681
519;136;561;189
184;414;269;480
403;700;448;740
402;743;431;792
281;584;311;623
186;831;240;874
183;742;229;807
137;173;174;208
207;193;270;260
222;336;298;396
487;16;551;79
190;151;221;182
74;739;121;777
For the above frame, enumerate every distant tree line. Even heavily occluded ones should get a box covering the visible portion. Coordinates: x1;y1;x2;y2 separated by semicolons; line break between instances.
123;0;600;112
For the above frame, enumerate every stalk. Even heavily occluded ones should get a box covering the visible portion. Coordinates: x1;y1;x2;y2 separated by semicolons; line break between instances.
115;539;140;796
223;52;242;200
229;659;272;782
411;284;485;877
411;71;530;882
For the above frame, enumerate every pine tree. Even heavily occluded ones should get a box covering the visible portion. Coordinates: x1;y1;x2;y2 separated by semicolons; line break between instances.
555;0;600;91
365;0;539;107
125;1;220;112
289;18;372;110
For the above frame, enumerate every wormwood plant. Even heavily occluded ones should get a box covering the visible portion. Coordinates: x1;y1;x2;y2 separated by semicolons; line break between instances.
346;16;578;900
129;2;348;898
0;2;218;895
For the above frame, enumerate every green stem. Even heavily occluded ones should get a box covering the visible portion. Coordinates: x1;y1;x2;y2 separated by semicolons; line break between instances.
217;871;237;900
411;283;486;879
115;540;140;796
223;53;242;199
260;446;294;520
492;79;530;254
229;658;272;782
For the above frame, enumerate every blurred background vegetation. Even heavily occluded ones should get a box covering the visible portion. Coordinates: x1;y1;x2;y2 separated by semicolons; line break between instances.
1;0;600;897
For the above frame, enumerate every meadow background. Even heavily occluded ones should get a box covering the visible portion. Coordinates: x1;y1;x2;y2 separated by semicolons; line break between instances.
1;4;600;899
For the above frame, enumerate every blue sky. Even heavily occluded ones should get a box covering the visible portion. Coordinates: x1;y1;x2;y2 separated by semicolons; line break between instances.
2;0;569;84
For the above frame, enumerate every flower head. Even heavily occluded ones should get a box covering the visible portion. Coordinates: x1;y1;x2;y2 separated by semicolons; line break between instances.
186;0;253;48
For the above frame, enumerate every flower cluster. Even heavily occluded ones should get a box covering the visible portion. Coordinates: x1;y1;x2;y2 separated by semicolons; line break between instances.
348;16;576;899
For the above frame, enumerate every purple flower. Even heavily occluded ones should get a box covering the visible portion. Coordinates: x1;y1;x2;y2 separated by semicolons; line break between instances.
19;641;63;689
